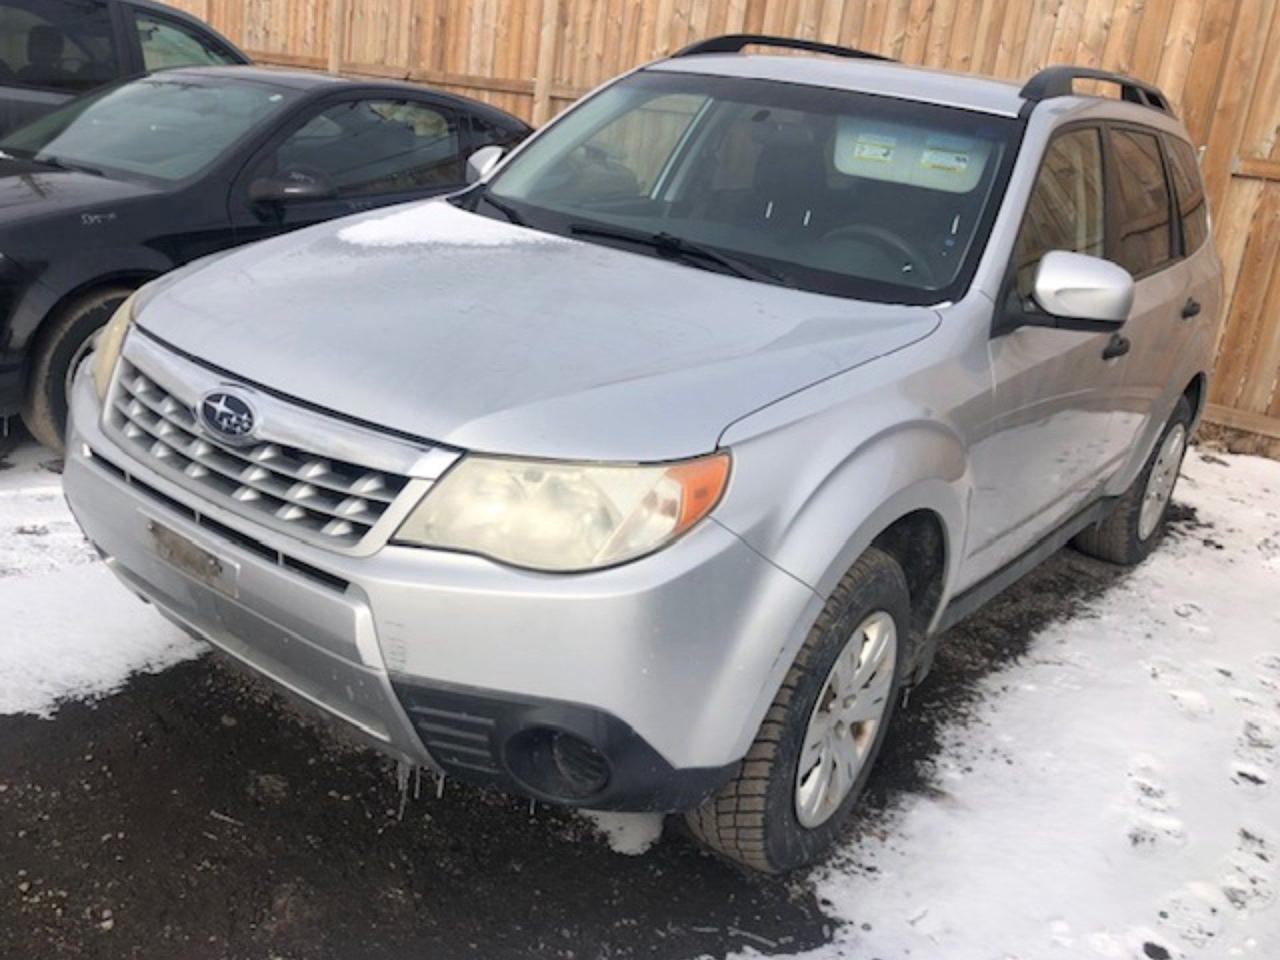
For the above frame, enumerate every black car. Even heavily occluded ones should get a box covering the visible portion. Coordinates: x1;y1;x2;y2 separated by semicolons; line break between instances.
0;65;530;448
0;0;248;135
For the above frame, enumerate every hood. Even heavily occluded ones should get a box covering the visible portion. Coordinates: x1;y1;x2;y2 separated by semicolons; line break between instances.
0;157;157;226
137;201;940;461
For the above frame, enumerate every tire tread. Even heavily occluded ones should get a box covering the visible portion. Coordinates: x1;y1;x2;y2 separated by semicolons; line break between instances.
685;547;907;872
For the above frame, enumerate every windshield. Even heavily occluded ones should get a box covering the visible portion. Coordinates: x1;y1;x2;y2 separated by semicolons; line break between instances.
479;70;1020;304
0;75;300;183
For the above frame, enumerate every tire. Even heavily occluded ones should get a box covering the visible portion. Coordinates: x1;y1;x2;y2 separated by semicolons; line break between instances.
21;287;132;452
1074;396;1193;566
685;547;910;873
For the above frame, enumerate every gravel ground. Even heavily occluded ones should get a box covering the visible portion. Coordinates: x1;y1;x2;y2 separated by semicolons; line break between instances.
0;437;1181;960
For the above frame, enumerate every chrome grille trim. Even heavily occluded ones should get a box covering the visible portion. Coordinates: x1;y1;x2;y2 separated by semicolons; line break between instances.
103;332;459;553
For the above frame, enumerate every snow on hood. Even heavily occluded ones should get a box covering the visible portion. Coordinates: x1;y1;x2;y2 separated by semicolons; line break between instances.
337;198;571;249
137;200;940;461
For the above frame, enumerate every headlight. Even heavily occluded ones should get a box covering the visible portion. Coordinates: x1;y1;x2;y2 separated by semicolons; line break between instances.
91;293;137;399
394;452;731;571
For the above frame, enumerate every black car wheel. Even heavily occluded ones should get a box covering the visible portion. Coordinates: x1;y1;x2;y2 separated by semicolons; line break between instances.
1074;396;1193;566
22;286;131;452
686;547;909;873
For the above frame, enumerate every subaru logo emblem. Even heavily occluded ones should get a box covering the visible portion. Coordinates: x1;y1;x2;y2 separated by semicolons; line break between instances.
199;390;257;444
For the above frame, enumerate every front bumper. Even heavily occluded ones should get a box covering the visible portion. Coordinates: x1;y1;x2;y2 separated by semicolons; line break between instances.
64;360;821;811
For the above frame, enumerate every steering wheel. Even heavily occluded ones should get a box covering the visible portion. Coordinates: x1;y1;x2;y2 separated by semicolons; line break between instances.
821;223;937;287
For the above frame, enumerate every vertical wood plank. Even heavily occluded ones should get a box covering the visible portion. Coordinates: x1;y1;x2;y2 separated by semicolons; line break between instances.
328;0;346;71
532;0;559;124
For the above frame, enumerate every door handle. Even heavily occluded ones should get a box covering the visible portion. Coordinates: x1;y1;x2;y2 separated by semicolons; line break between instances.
1102;333;1131;360
1181;298;1201;319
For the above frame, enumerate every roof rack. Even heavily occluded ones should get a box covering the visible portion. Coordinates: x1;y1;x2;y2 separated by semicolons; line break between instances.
671;34;893;63
1020;65;1174;115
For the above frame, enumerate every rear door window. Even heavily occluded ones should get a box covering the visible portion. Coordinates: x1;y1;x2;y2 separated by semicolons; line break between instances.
132;10;240;71
0;0;119;93
1109;128;1174;276
1165;137;1209;255
1012;128;1106;300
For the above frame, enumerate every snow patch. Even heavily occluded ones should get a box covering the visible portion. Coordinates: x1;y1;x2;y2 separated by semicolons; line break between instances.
337;198;567;249
580;811;664;856
0;485;96;578
751;452;1280;960
0;459;201;717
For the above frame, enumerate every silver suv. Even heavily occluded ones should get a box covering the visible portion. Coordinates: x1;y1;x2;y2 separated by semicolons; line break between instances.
64;35;1220;873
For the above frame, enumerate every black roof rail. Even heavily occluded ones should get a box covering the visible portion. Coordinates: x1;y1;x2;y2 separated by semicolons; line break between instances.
671;34;894;63
1020;65;1174;115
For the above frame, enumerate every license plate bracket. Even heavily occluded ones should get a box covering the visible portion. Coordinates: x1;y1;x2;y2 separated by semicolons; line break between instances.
148;519;239;599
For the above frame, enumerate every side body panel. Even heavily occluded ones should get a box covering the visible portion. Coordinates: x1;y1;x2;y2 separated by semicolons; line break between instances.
715;96;1220;722
714;295;991;717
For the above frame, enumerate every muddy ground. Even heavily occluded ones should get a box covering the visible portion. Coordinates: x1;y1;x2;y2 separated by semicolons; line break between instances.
1;448;1212;960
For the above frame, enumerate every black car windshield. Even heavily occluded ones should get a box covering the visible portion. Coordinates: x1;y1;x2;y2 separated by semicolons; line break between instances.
479;70;1020;304
0;75;301;183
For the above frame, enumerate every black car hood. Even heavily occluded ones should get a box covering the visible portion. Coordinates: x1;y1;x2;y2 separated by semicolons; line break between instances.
0;157;159;225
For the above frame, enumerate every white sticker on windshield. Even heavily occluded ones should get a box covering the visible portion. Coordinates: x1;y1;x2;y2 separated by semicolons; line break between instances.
834;117;993;193
851;134;896;164
921;142;970;173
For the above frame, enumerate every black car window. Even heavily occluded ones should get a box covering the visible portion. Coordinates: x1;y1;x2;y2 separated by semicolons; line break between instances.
259;99;465;198
1165;137;1209;256
0;0;118;93
133;10;239;71
1;74;301;182
1012;128;1106;300
1110;128;1174;276
470;115;528;152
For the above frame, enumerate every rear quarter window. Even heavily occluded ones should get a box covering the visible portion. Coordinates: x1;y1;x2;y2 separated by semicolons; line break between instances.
1165;137;1209;255
1109;128;1174;277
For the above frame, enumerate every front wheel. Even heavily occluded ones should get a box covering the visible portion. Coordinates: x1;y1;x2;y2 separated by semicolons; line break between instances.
685;547;909;873
21;287;132;452
1074;396;1192;566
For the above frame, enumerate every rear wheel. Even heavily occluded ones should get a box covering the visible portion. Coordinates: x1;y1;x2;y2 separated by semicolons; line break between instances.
1074;396;1192;566
685;547;909;873
21;287;132;452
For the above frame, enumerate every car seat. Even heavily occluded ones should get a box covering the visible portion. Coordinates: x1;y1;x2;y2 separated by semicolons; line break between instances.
18;25;72;89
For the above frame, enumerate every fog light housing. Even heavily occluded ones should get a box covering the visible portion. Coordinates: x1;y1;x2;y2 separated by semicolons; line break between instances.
505;728;611;800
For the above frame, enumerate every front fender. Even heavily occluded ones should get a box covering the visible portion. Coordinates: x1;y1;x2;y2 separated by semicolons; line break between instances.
4;245;174;354
714;414;970;755
718;407;970;632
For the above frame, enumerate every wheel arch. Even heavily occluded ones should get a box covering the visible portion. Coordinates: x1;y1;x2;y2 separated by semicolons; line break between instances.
19;271;157;387
723;419;971;748
1182;371;1208;426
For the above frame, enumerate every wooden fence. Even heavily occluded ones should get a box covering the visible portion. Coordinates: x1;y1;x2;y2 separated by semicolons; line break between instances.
170;0;1280;444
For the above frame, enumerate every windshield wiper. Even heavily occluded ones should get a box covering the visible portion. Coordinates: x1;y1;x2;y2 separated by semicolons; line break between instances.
568;222;789;286
36;155;107;178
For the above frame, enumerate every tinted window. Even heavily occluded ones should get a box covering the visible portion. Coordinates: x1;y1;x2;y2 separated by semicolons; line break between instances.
1166;138;1209;255
482;71;1019;305
134;11;239;71
261;99;464;198
1110;129;1173;275
1;74;300;182
1012;128;1106;300
0;0;118;93
470;116;528;152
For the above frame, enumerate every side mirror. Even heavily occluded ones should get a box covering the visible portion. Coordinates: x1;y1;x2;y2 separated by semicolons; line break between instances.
1030;251;1134;328
249;169;337;209
466;145;506;184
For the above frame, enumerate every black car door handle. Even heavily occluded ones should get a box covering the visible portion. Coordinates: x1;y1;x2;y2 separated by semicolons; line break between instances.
1181;298;1202;319
1102;333;1131;360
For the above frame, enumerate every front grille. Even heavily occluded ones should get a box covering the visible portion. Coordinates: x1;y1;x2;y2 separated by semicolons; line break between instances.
104;359;410;550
